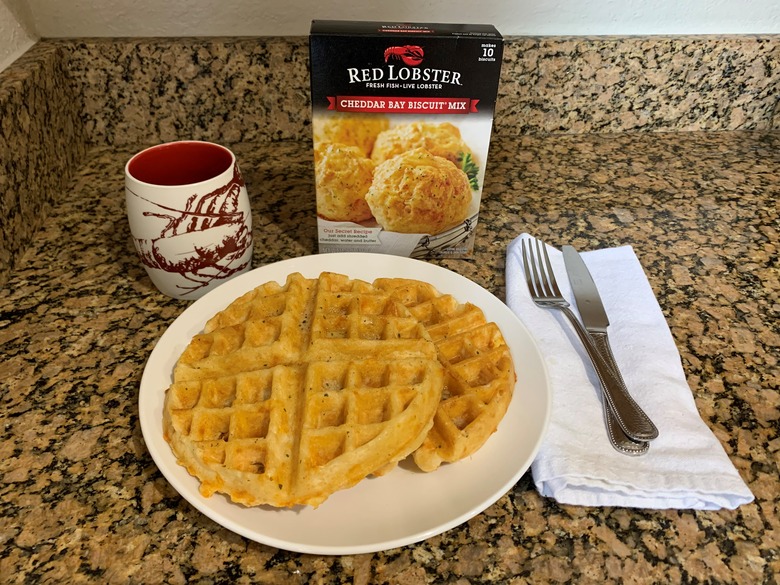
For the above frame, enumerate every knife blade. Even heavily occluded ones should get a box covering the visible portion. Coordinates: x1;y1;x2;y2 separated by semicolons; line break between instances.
562;245;659;442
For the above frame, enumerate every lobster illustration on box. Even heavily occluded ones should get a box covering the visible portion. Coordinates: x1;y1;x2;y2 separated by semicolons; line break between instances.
128;163;253;296
384;45;424;66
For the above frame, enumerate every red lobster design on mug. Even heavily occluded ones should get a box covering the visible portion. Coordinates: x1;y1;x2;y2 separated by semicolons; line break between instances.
384;45;424;66
126;141;253;298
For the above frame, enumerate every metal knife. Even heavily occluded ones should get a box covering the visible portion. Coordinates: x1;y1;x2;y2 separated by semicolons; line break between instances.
562;245;659;444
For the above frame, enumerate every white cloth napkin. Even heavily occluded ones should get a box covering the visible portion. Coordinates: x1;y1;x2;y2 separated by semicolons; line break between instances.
505;234;754;510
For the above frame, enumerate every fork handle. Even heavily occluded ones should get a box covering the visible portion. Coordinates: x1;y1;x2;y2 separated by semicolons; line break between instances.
560;306;659;442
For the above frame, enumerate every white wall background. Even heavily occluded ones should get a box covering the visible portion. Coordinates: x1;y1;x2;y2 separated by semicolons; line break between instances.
3;0;780;71
1;0;37;70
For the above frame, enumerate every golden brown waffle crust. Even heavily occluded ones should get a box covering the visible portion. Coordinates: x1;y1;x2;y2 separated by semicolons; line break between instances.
163;272;445;507
373;278;516;472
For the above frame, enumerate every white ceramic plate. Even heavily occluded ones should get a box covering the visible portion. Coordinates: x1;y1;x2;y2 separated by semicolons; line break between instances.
138;253;551;555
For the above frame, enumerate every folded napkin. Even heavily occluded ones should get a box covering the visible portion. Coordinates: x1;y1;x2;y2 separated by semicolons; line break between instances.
505;234;753;510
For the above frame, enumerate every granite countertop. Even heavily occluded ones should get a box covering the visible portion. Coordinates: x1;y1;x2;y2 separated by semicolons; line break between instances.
1;34;779;584
2;130;778;583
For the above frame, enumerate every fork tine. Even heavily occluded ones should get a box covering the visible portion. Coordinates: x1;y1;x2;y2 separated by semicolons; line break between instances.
530;239;546;296
537;238;563;297
530;239;547;296
523;238;553;299
521;239;538;297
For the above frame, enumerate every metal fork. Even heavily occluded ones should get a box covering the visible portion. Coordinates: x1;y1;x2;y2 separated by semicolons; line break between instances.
521;238;651;456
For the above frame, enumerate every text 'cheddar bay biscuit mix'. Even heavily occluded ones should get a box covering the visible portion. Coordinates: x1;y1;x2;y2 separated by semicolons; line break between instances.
310;21;503;259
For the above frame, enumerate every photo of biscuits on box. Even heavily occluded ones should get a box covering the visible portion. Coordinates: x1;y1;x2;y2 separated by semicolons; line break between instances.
312;116;480;235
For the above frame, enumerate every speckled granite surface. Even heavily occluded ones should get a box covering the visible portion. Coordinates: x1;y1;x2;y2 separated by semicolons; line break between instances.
0;42;87;284
56;35;780;146
1;132;778;583
1;34;779;583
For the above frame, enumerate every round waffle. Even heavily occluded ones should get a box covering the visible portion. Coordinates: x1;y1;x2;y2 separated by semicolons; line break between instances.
373;278;516;471
163;272;444;507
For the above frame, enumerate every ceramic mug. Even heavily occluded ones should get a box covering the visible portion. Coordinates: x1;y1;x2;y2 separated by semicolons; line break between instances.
125;141;253;300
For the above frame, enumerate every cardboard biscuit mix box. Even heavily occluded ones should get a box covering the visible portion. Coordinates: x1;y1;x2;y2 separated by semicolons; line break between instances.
309;20;503;258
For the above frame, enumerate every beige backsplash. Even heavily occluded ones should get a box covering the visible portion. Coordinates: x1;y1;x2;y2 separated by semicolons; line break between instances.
1;34;779;283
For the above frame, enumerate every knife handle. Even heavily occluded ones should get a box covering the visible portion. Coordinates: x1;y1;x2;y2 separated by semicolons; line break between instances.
603;397;649;456
590;331;659;441
560;306;659;442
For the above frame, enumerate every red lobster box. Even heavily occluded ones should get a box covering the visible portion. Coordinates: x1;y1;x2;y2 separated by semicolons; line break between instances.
309;20;503;258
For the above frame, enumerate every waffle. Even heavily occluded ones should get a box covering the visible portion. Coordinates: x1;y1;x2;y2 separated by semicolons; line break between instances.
373;278;516;471
163;272;444;507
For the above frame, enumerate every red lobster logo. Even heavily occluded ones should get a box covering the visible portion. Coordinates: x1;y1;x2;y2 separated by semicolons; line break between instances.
130;163;252;296
384;45;424;67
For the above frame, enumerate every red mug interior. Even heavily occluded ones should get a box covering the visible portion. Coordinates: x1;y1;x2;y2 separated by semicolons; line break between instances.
128;142;234;186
